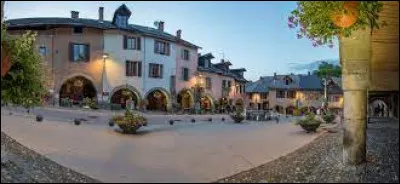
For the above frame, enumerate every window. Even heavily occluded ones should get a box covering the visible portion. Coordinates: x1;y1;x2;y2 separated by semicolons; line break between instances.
154;40;170;55
331;96;340;102
149;63;163;78
123;36;141;50
126;61;142;77
39;46;47;56
116;15;128;28
182;67;189;81
227;81;232;88
287;91;296;99
276;90;285;98
73;26;83;34
261;92;269;99
182;49;190;60
206;77;212;89
69;43;89;62
222;80;226;88
204;60;210;68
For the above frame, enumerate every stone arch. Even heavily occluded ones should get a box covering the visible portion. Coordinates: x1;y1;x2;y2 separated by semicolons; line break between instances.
369;98;389;117
110;85;142;109
177;88;195;110
56;73;99;94
145;87;171;112
58;75;97;106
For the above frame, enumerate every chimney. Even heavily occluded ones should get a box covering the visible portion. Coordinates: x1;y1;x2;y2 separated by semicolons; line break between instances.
274;72;276;77
308;71;311;76
176;29;182;39
158;21;164;31
71;11;79;19
98;7;104;22
221;59;225;63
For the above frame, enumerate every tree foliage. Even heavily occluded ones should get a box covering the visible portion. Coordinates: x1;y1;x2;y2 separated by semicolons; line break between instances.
313;61;341;79
1;23;46;108
288;1;385;47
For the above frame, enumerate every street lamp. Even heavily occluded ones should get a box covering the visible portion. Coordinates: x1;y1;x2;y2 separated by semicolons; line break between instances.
322;78;328;109
101;53;109;105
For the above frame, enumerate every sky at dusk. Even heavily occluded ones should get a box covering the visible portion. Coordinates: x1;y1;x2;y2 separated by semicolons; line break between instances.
4;1;339;81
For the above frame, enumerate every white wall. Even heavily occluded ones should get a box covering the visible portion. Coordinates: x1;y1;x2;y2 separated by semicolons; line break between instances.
142;37;176;96
103;33;143;98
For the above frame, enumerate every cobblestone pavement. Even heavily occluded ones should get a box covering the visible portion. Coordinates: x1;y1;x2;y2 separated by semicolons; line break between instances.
1;132;99;183
216;118;399;183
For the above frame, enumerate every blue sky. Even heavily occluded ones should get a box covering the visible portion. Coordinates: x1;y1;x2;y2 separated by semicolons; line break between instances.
4;1;339;81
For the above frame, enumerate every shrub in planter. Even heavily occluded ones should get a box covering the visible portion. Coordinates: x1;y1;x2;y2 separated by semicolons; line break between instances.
230;106;245;123
114;110;147;134
322;111;336;124
295;113;322;133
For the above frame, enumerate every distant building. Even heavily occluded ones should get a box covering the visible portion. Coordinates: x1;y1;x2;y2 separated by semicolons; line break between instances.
245;72;343;115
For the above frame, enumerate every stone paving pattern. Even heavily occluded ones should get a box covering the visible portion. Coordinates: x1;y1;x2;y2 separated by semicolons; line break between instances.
216;118;399;183
1;132;99;183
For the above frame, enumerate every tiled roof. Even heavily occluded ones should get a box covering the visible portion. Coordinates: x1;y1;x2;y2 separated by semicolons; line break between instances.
245;74;343;93
6;17;200;49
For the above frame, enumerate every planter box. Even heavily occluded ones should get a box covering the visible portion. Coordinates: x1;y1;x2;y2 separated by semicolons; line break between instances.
231;115;244;123
300;124;320;133
118;124;141;134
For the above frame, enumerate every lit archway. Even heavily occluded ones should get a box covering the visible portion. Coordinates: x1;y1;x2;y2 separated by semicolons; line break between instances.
59;76;97;105
200;95;214;112
177;88;194;110
145;88;170;112
110;85;141;109
275;105;284;114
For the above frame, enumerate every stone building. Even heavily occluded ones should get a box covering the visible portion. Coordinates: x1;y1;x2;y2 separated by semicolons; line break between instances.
246;72;343;115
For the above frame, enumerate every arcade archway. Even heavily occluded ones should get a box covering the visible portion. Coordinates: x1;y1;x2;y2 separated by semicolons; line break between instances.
59;76;97;105
177;89;194;110
146;88;169;112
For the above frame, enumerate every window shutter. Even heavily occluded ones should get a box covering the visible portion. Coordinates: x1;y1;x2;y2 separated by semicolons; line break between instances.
138;62;142;77
166;43;170;56
69;43;73;61
126;61;129;76
123;35;127;49
86;44;90;62
160;64;163;78
137;37;141;50
154;41;158;53
132;61;137;76
149;64;152;77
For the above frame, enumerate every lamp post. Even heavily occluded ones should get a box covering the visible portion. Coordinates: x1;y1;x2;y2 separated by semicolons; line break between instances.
101;53;109;105
322;78;328;110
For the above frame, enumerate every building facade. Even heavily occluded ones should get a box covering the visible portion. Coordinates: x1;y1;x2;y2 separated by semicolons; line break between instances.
246;72;343;115
5;4;247;112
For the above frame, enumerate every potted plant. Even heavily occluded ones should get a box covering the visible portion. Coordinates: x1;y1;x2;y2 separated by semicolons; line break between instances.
288;1;386;48
112;109;147;134
295;113;322;133
82;97;91;109
230;105;245;123
322;111;336;124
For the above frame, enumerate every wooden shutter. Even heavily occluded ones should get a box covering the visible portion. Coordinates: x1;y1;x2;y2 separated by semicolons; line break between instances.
125;61;129;76
160;64;163;78
166;43;170;56
132;61;137;76
154;41;158;53
149;63;152;77
138;61;142;77
123;35;127;49
68;43;73;61
86;44;90;62
137;37;141;50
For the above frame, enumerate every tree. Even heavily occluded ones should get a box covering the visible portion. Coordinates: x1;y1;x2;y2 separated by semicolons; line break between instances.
313;61;341;79
1;23;46;108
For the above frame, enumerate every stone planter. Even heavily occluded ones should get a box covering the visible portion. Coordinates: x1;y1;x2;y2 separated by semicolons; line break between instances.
230;115;244;123
300;124;320;133
117;123;141;134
